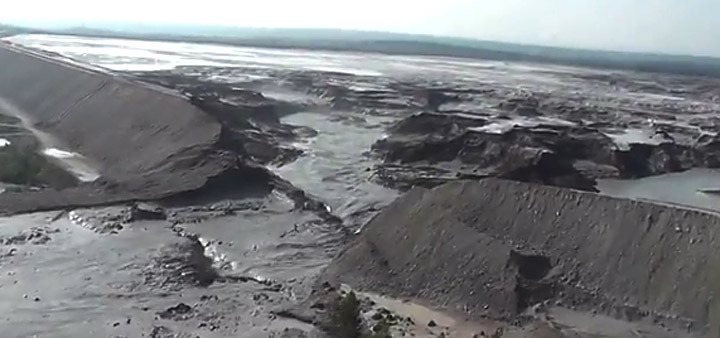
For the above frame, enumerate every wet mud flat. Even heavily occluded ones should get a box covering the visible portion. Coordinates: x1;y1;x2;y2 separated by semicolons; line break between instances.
0;196;345;337
0;34;719;337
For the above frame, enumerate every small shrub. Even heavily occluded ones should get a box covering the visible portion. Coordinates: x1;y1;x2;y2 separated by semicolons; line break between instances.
0;147;42;185
364;318;391;338
0;147;77;188
329;292;362;338
328;291;393;338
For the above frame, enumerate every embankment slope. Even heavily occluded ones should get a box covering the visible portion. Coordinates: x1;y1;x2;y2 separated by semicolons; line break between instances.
323;179;720;335
0;43;256;214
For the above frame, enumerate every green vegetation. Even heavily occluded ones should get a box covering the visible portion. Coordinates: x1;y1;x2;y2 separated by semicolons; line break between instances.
0;146;44;185
329;292;391;338
5;21;720;76
0;23;30;38
0;146;77;188
329;292;362;338
367;319;392;338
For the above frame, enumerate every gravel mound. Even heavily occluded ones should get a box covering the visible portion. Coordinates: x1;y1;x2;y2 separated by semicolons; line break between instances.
323;179;720;335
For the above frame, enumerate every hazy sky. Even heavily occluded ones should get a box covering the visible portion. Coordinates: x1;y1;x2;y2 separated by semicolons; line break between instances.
2;0;719;57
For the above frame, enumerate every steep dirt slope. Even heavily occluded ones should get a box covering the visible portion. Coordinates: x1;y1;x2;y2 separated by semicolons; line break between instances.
0;44;265;214
323;179;720;336
0;44;221;179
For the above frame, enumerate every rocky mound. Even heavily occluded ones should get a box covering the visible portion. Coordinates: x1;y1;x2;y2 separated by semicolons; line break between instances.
322;179;720;335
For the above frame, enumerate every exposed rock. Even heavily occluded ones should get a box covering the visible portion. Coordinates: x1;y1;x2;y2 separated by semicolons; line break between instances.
142;235;219;290
0;227;59;245
128;202;166;221
157;302;193;320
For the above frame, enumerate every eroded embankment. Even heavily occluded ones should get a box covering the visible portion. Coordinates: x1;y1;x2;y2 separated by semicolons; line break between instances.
322;178;720;335
0;44;267;214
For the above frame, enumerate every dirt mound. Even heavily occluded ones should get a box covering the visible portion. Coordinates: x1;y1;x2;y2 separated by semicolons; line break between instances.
142;235;220;290
322;179;720;335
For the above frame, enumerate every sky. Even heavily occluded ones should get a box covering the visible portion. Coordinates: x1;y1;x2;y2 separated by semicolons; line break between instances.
1;0;719;57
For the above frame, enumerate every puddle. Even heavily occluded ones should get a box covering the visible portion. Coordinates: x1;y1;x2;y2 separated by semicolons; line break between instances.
598;168;720;212
537;307;693;338
343;285;500;338
340;285;690;338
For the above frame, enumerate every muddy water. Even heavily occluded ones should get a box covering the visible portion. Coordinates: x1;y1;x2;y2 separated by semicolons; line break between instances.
352;289;501;338
176;191;341;281
598;169;720;212
274;112;399;228
0;196;340;337
0;211;183;337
